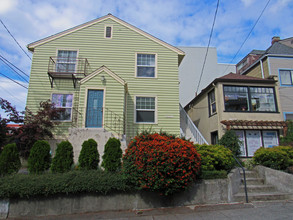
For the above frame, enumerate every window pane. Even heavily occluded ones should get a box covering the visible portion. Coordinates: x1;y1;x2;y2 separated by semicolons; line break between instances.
280;70;292;85
136;111;155;123
137;67;155;77
285;113;293;120
105;26;112;38
56;50;77;73
52;94;72;121
250;87;276;112
136;97;155;110
224;86;249;111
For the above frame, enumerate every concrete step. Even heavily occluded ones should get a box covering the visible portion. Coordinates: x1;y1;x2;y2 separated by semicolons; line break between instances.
239;184;276;193
234;191;291;202
240;170;258;178
242;177;264;185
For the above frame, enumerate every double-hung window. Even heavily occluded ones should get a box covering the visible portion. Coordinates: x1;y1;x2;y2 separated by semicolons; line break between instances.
135;96;156;123
136;54;156;77
56;50;77;73
52;94;73;121
208;89;216;116
223;85;277;112
279;70;293;86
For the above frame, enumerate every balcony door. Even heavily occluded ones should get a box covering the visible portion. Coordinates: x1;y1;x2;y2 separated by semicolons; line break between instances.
85;90;104;128
56;50;77;73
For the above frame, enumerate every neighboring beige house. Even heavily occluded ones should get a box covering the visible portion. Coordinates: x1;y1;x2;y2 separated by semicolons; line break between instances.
237;36;293;121
185;73;287;157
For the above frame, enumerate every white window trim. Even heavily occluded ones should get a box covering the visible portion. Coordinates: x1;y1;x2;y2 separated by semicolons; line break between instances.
134;95;158;124
51;92;74;122
208;89;216;116
279;69;293;86
104;25;113;39
55;49;79;73
82;87;106;128
135;52;157;78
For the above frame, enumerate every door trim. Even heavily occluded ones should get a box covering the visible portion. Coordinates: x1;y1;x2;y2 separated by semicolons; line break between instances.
83;87;106;128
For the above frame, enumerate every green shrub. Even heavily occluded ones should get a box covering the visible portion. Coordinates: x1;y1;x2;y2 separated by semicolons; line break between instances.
253;147;290;170
51;141;74;173
280;121;293;146
78;139;99;170
218;130;241;157
102;138;122;172
199;170;227;179
123;132;201;196
0;170;131;199
196;144;235;172
28;140;51;174
0;143;21;176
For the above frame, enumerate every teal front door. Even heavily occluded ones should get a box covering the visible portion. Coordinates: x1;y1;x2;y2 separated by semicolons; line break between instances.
85;90;104;128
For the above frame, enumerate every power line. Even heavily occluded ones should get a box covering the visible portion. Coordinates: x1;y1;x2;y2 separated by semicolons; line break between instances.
0;56;29;83
0;18;32;61
222;0;271;74
0;54;30;78
0;84;25;105
0;71;28;89
196;0;220;95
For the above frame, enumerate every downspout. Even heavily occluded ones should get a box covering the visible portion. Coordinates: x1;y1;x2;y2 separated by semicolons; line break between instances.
260;59;265;79
123;84;128;140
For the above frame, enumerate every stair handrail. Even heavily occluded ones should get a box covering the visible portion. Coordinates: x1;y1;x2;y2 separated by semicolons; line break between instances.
231;153;248;203
179;104;208;144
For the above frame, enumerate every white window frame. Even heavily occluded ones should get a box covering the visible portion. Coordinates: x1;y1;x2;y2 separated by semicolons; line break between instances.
104;25;113;39
56;49;79;73
135;53;157;78
51;93;74;122
279;69;293;86
134;95;157;124
208;89;216;116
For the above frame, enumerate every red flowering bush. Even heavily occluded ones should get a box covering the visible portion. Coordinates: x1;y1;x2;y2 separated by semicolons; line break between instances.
122;132;201;195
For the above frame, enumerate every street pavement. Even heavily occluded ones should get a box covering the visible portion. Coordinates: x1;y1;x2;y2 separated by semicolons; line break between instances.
8;200;293;220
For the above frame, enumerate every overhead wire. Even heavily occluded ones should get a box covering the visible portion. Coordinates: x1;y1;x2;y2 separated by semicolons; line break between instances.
0;18;32;61
221;0;271;75
0;54;30;78
0;71;28;89
0;56;29;83
196;0;220;95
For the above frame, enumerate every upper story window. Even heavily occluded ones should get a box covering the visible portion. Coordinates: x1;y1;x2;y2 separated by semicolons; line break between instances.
208;89;216;116
279;69;293;86
52;93;73;121
135;96;156;123
224;86;277;112
136;53;156;78
56;50;77;73
105;26;112;38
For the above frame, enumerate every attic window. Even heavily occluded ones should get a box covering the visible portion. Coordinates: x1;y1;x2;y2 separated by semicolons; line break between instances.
105;26;112;38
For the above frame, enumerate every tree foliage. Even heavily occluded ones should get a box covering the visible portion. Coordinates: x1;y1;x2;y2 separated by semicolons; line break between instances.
28;140;52;174
17;100;61;158
78;139;99;170
218;130;242;157
0;143;21;176
102;138;122;172
51;140;74;173
280;121;293;147
0;98;23;148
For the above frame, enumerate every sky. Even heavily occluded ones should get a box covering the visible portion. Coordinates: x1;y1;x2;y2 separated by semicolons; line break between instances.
0;0;293;114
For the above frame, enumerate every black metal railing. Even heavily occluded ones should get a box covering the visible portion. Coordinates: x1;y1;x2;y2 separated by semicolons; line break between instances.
48;57;90;78
232;154;249;203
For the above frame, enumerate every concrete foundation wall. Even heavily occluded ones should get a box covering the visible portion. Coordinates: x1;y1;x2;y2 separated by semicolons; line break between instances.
2;179;229;219
254;165;293;194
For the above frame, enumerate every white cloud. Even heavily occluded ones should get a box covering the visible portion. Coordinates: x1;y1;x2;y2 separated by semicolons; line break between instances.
0;0;17;14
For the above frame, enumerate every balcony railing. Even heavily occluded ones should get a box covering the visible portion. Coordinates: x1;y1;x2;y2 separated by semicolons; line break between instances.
48;57;90;88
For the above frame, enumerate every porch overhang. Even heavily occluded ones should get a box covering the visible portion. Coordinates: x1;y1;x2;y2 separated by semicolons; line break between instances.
221;120;288;136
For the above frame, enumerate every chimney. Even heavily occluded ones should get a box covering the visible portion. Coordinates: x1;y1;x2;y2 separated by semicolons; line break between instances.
271;36;280;45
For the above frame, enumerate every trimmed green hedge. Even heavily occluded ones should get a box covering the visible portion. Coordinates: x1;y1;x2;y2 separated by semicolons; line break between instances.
0;170;132;199
199;170;227;180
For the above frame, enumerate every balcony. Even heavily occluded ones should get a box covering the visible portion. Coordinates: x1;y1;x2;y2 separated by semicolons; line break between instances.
48;57;90;88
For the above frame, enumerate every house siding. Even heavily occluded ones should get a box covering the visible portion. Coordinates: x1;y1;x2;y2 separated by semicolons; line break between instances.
26;18;180;139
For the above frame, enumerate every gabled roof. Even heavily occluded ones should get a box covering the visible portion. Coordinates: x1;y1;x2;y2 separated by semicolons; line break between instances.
265;41;293;55
27;14;185;56
80;65;126;85
185;73;276;109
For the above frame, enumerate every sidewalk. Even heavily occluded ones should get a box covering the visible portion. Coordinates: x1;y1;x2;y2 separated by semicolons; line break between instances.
10;200;293;220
